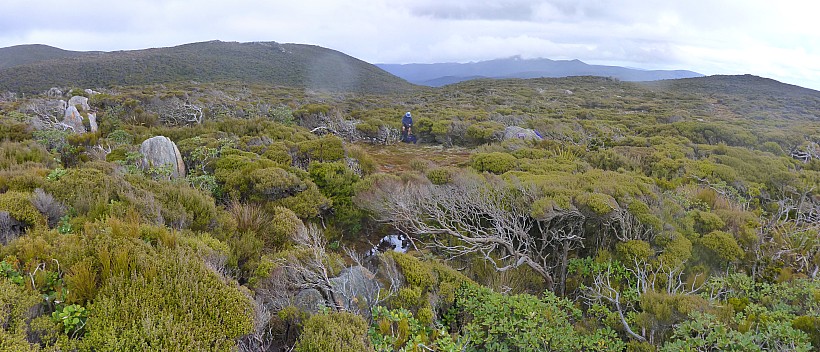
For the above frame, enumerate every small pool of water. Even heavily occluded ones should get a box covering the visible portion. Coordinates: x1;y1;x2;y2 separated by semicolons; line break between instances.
364;234;411;257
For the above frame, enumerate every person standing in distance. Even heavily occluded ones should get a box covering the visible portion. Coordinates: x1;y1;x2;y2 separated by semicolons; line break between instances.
401;111;414;142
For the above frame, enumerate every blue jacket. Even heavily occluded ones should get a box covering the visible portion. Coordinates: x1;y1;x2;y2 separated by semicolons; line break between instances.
402;115;413;126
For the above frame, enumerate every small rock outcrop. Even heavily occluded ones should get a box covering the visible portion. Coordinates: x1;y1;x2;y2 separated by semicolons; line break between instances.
503;126;543;141
63;105;87;133
88;113;98;133
68;96;90;111
139;136;186;179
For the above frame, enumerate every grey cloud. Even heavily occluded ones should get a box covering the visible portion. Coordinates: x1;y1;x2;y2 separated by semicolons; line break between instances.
410;1;536;21
0;0;817;90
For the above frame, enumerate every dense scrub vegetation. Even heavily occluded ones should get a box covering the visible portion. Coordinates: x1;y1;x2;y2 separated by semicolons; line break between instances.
0;74;818;351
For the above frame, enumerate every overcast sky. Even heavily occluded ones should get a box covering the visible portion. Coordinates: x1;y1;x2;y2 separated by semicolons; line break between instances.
2;0;819;90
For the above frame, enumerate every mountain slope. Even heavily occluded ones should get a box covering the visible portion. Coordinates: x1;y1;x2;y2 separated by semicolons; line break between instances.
378;57;703;86
0;41;416;94
645;74;820;121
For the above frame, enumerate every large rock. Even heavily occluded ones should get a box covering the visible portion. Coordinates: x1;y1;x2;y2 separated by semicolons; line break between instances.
47;87;63;98
63;105;86;133
139;136;186;179
293;289;325;314
68;96;90;111
329;266;380;317
503;126;543;141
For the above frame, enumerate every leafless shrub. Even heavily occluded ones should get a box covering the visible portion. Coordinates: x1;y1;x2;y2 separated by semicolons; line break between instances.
357;172;559;290
155;98;204;126
236;296;275;352
31;188;67;228
0;211;27;245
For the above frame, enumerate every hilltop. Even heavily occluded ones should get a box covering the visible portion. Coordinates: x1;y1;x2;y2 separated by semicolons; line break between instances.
0;41;416;94
0;44;96;70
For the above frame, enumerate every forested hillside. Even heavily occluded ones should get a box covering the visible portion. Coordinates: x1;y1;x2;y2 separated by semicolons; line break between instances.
0;41;416;94
0;73;818;351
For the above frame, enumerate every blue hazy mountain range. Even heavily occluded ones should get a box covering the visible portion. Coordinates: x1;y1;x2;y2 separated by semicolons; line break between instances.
377;56;703;86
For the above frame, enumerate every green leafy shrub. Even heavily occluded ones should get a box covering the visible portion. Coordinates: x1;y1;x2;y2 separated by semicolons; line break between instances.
0;140;52;169
426;167;455;185
792;315;820;348
0;165;48;193
294;311;370;352
271;181;331;219
81;248;253;350
308;161;363;234
471;152;517;174
661;312;811;352
466;121;504;144
214;151;308;203
576;192;618;215
0;114;32;142
455;284;625;351
42;167;119;219
370;306;458;352
387;252;434;290
699;230;744;264
51;304;87;336
296;135;345;163
0;191;47;230
615;240;653;265
262;142;293;166
691;210;726;235
126;175;218;231
0;277;43;351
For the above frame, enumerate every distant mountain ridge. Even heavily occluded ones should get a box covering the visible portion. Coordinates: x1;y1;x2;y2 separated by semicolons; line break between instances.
0;41;415;94
377;56;703;86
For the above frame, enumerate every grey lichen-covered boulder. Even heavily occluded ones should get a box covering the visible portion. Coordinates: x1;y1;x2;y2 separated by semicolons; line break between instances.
63;105;87;133
68;95;90;111
139;136;186;179
47;87;63;98
329;266;380;317
503;126;543;141
293;288;325;314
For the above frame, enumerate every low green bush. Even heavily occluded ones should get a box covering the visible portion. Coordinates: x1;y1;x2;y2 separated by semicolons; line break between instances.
471;152;517;174
0;277;43;351
455;284;625;351
294;311;370;352
296;135;345;163
0;191;47;230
